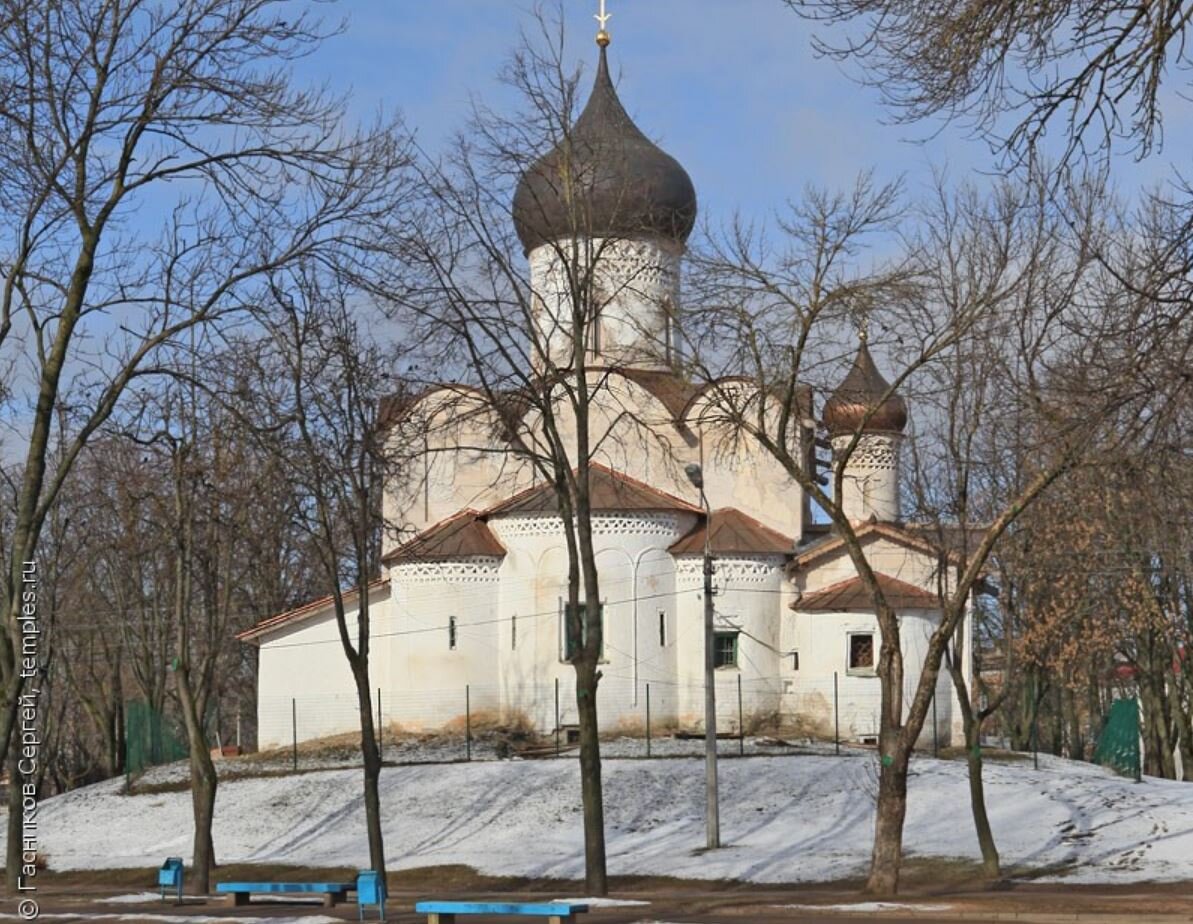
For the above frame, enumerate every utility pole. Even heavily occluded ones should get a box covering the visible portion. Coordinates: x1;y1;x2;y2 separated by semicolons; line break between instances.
686;463;720;849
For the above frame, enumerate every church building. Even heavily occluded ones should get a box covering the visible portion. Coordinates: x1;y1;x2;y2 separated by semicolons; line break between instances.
238;27;973;751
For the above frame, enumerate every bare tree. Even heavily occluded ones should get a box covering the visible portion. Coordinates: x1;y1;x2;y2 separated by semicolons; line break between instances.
0;7;409;886
384;11;702;893
784;0;1193;162
235;269;413;880
685;165;1186;893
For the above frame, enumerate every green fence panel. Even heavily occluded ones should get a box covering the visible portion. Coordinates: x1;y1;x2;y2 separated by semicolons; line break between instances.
125;700;189;774
1093;697;1140;778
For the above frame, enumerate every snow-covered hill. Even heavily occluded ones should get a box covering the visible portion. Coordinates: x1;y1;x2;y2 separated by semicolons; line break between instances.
11;751;1192;884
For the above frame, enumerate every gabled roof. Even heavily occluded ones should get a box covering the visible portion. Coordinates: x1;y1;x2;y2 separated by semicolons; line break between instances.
236;578;390;645
381;509;506;565
793;573;940;612
485;463;701;516
792;522;956;569
669;507;795;556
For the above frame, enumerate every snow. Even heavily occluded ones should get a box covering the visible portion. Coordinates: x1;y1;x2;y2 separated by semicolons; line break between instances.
96;893;162;904
9;751;1193;885
554;897;650;907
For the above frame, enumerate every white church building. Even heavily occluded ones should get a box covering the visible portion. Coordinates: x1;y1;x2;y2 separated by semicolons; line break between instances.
239;32;973;752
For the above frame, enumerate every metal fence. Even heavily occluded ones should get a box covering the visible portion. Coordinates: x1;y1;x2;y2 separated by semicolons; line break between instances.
125;699;190;776
254;672;958;768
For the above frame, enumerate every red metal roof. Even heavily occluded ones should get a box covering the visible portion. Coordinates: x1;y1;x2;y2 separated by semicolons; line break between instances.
669;507;795;555
794;573;940;611
381;509;506;564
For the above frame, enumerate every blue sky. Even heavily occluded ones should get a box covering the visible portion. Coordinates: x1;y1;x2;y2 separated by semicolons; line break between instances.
303;0;1191;228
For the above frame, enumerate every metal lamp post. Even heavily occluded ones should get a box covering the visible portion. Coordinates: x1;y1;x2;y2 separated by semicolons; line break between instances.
685;463;720;849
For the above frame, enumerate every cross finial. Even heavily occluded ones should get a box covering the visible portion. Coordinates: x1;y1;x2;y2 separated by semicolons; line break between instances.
595;0;611;46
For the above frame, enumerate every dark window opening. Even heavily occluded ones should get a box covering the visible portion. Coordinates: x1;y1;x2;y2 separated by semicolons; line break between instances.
658;610;666;647
849;632;875;671
713;631;739;669
791;651;800;671
511;614;517;650
564;602;604;662
448;616;458;651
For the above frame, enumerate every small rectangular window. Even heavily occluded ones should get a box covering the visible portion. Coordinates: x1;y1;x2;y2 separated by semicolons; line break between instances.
848;632;875;672
658;610;666;647
791;651;800;671
448;616;457;651
511;614;517;650
713;631;739;669
564;602;604;662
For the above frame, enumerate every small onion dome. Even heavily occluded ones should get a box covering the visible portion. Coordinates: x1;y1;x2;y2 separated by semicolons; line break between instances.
512;45;698;255
823;339;908;435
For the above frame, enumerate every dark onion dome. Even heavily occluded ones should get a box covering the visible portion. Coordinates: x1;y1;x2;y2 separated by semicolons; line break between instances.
512;44;697;255
823;339;908;435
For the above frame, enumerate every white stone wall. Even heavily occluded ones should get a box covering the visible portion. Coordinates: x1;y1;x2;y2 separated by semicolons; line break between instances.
255;586;391;749
832;432;902;523
487;510;694;732
673;553;789;732
785;600;956;747
528;236;682;370
390;374;805;546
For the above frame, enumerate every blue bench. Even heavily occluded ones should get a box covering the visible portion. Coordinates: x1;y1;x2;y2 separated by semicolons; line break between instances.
415;901;589;924
216;881;353;907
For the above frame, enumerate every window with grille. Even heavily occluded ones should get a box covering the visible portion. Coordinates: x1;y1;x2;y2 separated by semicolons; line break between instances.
848;632;875;673
713;631;739;669
448;616;458;651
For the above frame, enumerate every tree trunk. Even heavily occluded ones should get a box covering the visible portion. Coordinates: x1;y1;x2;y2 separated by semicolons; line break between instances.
574;657;607;894
865;621;907;896
177;670;218;893
866;745;910;894
947;651;1000;878
353;665;386;877
5;748;22;894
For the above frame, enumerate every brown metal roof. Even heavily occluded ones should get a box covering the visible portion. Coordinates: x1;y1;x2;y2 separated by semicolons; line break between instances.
669;507;795;555
794;573;939;611
485;463;701;516
381;509;506;564
512;45;697;254
792;522;952;569
823;340;907;436
236;578;390;644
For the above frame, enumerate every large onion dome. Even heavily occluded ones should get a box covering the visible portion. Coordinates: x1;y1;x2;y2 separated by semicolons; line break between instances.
512;44;698;255
823;339;908;435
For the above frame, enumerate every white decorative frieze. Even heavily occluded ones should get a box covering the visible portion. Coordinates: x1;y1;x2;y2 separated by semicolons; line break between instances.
491;512;680;541
833;433;899;471
675;554;785;585
394;556;502;584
